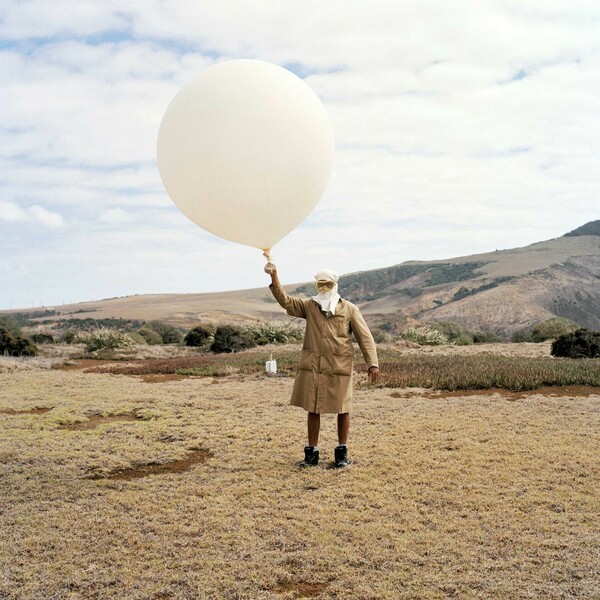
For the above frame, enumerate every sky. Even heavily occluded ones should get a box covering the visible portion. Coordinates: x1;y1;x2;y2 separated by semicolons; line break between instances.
1;1;599;310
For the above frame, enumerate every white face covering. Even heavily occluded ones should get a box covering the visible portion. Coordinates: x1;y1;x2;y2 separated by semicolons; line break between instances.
312;269;341;315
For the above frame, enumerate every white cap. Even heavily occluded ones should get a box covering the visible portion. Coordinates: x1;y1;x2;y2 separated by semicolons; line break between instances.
314;269;339;283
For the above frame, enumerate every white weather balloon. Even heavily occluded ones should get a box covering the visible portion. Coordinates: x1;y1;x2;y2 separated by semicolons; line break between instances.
157;59;335;252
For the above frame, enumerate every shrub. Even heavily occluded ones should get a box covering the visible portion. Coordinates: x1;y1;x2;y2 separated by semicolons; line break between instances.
146;321;184;344
0;327;37;356
60;329;80;344
372;329;391;344
210;325;256;353
242;321;304;345
472;330;500;344
511;328;533;343
398;326;449;346
0;315;22;337
185;325;215;347
430;321;473;345
83;328;134;353
137;327;163;345
551;328;600;359
31;332;55;344
531;317;579;342
129;332;148;344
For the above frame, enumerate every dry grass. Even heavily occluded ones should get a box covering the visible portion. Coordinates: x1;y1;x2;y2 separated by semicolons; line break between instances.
1;345;599;599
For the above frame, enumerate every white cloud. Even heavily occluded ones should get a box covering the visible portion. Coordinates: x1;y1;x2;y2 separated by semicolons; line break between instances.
0;1;599;308
0;201;28;222
0;201;64;227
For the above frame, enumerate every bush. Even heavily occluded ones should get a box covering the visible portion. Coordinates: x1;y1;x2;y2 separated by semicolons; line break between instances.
146;321;184;344
398;326;449;346
551;328;600;359
129;332;147;345
472;330;500;344
60;329;80;344
137;327;163;345
0;327;37;356
511;328;533;343
0;315;22;337
31;332;55;344
372;329;391;344
185;325;215;347
531;317;579;343
242;321;304;345
210;325;256;354
83;328;134;353
430;321;473;345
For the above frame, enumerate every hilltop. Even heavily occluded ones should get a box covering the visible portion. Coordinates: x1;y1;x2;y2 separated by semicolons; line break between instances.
5;221;600;338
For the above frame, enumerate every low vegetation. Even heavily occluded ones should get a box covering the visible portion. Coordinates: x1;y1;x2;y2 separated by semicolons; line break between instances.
184;325;215;347
511;316;582;343
0;315;23;337
381;354;600;390
397;326;449;346
89;345;600;391
144;321;184;344
136;327;163;345
82;328;135;353
242;320;304;345
210;325;256;353
430;321;500;345
0;327;37;357
551;328;600;359
30;332;55;344
531;316;580;342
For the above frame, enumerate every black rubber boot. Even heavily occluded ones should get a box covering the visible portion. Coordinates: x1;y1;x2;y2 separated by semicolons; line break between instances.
299;446;319;468
334;445;348;468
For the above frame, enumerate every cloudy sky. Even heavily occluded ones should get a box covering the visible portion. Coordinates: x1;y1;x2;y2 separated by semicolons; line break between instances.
1;1;599;309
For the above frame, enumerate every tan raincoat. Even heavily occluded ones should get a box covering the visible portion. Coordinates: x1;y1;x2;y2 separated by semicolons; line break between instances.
269;282;379;414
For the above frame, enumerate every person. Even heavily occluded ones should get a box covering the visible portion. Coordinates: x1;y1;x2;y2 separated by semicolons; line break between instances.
265;261;380;468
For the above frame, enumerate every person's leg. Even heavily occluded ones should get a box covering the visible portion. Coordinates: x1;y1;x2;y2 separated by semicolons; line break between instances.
335;413;350;468
307;412;321;447
300;412;321;468
337;413;350;445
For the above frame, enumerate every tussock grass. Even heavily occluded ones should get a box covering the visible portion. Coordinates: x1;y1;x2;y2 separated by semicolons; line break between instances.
1;364;599;598
92;346;600;392
382;354;600;391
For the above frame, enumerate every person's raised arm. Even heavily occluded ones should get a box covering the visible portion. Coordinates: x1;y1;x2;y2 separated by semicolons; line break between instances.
264;261;307;319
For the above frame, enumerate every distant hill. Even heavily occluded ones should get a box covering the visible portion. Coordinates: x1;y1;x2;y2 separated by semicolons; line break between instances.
564;220;600;237
5;221;600;338
304;224;600;337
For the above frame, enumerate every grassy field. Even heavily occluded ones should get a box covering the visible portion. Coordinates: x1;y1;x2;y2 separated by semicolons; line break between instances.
1;344;599;599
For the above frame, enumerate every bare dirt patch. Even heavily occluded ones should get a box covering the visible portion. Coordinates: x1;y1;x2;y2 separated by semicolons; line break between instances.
390;385;600;401
54;359;130;371
59;412;145;430
0;406;53;415
85;447;212;480
270;580;329;598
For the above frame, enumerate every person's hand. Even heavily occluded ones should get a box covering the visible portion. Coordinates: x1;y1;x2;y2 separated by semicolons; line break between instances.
368;366;380;384
264;262;277;275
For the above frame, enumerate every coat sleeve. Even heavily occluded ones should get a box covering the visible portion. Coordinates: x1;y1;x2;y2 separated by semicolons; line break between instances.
350;306;379;369
269;282;308;319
